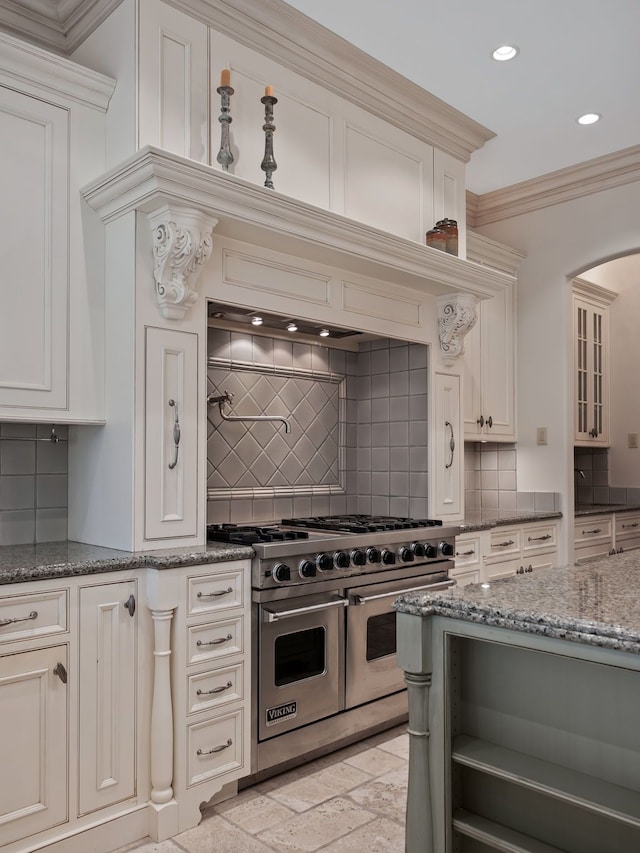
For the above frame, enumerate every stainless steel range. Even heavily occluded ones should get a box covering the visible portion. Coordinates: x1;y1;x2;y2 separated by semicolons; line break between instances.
207;514;459;780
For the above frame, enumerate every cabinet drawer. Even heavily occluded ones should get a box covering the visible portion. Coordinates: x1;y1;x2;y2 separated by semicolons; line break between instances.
574;515;612;547
615;513;640;540
454;536;480;568
0;589;67;644
187;616;244;666
488;528;520;558
450;567;480;588
522;523;557;554
485;559;519;582
187;662;244;715
187;709;243;787
188;568;244;617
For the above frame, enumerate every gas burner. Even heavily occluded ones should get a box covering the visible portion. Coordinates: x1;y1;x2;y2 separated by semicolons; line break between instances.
281;515;443;533
207;524;310;545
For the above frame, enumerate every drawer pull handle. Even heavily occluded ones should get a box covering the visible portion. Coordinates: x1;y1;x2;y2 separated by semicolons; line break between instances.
197;633;232;647
197;587;233;598
53;662;67;684
168;399;181;470
494;540;515;548
583;528;602;535
528;534;552;542
456;550;475;557
622;522;639;529
197;680;233;696
0;609;38;628
197;738;232;756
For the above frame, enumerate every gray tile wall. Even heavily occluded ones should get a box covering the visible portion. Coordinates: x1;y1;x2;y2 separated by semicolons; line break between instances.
574;447;640;504
0;423;68;545
465;441;559;513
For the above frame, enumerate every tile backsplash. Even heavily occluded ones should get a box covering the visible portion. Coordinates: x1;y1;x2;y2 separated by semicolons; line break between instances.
574;447;640;505
0;423;68;545
207;329;430;523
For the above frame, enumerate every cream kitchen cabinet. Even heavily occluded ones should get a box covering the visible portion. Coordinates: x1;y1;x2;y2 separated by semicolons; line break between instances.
0;32;115;423
573;278;617;447
574;513;614;563
0;573;146;853
463;234;522;442
452;531;482;587
484;520;559;581
614;511;640;552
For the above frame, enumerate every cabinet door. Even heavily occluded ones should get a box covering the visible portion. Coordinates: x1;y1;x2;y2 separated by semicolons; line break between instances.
0;645;68;844
144;326;199;541
462;315;483;439
78;580;136;814
432;372;462;518
479;285;515;440
0;85;68;411
574;295;610;446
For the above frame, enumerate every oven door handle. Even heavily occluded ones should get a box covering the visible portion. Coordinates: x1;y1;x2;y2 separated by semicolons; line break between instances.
262;596;349;622
351;578;456;605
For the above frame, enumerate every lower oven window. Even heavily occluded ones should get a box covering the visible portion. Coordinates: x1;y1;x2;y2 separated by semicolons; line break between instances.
366;611;397;661
275;626;326;686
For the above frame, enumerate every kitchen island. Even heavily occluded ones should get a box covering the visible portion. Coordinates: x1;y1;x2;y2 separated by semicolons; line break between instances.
395;553;640;852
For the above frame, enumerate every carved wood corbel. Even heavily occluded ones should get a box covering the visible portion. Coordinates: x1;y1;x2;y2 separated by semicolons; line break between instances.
436;293;478;365
148;205;218;320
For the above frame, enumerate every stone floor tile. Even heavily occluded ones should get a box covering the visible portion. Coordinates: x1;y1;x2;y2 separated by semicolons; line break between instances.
215;793;296;834
376;733;409;760
111;841;182;853
268;761;371;812
257;796;375;851
343;746;406;777
322;816;406;852
346;766;409;824
172;812;275;852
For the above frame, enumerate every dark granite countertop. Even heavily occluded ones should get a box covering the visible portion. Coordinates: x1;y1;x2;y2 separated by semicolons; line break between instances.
575;503;640;516
395;551;640;654
0;540;254;585
456;509;562;534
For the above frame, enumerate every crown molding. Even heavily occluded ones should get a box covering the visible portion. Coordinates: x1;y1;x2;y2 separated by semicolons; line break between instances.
469;144;640;226
466;230;525;276
0;0;123;54
0;28;116;108
82;145;512;301
572;277;618;305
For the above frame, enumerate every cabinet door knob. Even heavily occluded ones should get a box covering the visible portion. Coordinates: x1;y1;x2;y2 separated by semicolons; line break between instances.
486;415;493;428
476;415;485;428
54;662;67;684
123;594;136;617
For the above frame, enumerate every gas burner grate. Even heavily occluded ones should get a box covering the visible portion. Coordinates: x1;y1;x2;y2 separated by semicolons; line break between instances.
207;524;310;545
281;515;443;533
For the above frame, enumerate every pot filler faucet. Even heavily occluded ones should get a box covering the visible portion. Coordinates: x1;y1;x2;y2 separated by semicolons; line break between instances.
207;390;292;434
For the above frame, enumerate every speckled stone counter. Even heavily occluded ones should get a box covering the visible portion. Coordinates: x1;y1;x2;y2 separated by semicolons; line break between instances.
395;551;640;653
0;540;254;585
457;509;562;533
575;503;640;516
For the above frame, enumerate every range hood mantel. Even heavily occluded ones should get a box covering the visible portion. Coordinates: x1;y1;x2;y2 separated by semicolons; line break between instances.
82;145;512;302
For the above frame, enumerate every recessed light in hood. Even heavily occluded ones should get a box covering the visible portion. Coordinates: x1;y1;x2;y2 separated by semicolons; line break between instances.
207;301;363;341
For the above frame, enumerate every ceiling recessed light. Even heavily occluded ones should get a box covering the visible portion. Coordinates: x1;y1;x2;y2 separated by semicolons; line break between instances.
492;44;519;61
251;315;263;326
319;329;330;337
577;113;601;125
287;322;298;332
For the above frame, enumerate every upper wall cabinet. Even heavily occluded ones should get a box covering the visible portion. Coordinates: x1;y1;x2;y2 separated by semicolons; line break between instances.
137;1;466;252
573;278;617;447
0;32;115;423
462;233;525;443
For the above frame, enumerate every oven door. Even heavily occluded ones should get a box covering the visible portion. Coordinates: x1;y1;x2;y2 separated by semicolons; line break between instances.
345;573;454;709
258;592;347;742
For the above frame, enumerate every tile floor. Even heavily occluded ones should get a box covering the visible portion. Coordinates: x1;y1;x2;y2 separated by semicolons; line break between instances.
115;724;408;853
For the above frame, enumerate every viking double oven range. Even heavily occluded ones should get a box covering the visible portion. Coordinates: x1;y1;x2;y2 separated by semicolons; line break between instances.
208;514;458;780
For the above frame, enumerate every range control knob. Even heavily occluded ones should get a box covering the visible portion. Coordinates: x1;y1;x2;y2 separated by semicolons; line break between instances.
334;550;351;570
412;542;427;558
272;563;291;583
425;544;438;559
351;549;367;567
299;560;317;579
381;549;396;565
366;547;382;564
316;553;333;572
439;541;454;557
399;547;415;562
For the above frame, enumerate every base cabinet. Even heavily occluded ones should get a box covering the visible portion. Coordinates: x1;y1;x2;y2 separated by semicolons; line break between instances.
455;521;559;585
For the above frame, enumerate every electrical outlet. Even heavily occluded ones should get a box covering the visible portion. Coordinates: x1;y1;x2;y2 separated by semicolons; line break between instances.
537;426;548;445
629;432;639;449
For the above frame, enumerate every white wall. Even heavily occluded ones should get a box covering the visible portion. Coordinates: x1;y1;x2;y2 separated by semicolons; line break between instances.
476;180;640;562
581;254;640;485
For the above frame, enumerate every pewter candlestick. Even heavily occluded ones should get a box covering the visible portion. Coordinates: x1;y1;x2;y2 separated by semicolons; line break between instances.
216;84;234;171
260;94;278;189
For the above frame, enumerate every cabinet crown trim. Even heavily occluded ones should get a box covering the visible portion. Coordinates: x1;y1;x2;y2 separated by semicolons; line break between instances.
0;29;116;110
82;145;512;301
572;277;618;304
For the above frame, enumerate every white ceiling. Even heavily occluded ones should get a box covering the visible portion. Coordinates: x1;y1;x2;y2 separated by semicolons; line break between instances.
282;0;640;194
3;0;639;195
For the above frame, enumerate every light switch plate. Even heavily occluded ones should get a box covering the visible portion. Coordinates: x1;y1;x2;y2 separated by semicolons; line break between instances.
536;426;548;445
629;432;639;449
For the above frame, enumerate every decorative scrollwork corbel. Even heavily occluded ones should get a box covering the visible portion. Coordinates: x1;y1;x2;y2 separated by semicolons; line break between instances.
436;293;479;364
